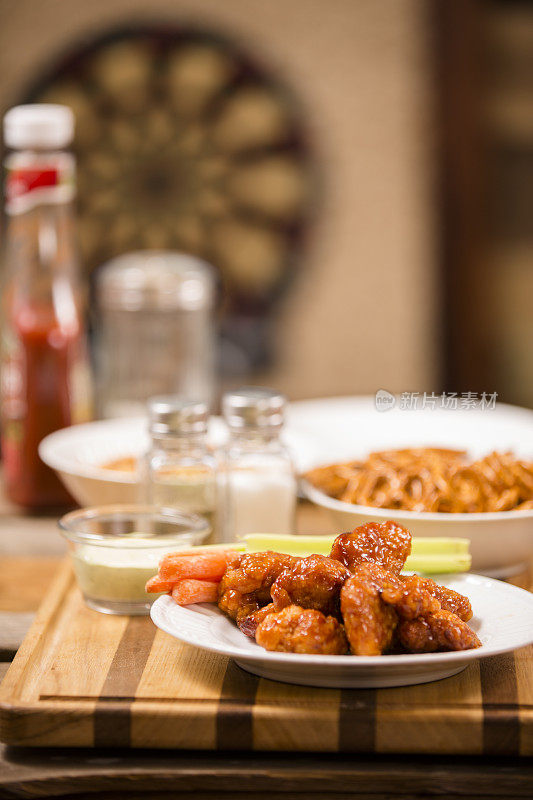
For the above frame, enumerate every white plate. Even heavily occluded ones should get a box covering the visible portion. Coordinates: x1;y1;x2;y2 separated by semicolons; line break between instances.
151;573;533;688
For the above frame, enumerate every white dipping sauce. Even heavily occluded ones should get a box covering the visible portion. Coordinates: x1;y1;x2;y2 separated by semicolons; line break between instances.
72;539;167;603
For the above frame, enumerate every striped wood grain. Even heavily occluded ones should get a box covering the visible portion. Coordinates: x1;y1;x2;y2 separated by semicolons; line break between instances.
0;561;531;754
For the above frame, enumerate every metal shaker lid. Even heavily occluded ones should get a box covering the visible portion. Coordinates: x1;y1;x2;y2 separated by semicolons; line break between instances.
96;251;215;311
148;396;208;436
222;387;286;429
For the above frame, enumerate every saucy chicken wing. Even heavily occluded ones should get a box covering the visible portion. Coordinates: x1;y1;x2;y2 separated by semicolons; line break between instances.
340;568;398;655
397;608;481;652
339;562;442;655
255;604;349;655
379;572;440;620
330;521;411;574
218;551;297;626
238;602;276;638
399;575;473;621
271;554;350;617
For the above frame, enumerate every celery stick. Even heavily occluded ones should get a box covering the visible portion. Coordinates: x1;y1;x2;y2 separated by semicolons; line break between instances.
404;554;471;574
240;533;471;573
241;533;469;556
242;533;334;556
410;538;470;555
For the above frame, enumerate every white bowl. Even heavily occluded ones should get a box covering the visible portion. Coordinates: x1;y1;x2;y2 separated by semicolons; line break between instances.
38;414;311;509
38;416;227;507
293;397;533;577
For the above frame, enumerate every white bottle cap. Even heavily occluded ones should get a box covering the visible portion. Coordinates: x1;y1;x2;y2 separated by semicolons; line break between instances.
3;104;74;149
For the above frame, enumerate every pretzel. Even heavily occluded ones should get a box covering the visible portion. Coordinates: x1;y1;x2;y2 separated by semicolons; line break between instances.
304;449;533;513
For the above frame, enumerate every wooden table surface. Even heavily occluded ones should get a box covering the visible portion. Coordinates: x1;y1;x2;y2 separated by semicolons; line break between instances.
0;486;532;800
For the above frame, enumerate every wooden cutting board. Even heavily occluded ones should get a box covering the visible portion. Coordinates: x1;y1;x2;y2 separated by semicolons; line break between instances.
1;560;532;754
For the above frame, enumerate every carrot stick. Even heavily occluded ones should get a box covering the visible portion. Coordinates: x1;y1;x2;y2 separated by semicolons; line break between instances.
159;550;236;582
145;575;175;593
171;579;219;605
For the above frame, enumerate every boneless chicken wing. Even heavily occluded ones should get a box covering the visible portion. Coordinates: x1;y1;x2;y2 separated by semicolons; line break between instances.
399;575;473;621
238;602;277;638
340;569;398;655
397;609;481;652
379;572;441;620
255;604;349;655
271;554;350;617
330;521;411;574
339;563;442;655
217;551;297;628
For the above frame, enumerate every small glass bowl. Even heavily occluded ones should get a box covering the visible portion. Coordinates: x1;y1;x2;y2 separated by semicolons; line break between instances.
59;504;211;615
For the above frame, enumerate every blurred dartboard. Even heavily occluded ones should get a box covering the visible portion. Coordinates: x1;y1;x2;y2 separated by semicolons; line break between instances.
26;27;316;342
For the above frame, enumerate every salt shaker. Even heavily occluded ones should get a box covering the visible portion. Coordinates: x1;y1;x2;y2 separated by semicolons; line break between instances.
221;387;296;541
143;397;218;542
94;251;215;418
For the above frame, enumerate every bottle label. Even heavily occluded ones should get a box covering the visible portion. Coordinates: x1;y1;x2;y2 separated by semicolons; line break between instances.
6;167;59;200
4;154;75;215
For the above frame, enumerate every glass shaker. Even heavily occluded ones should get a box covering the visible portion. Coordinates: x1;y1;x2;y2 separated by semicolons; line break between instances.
143;397;218;542
221;387;296;541
94;251;215;418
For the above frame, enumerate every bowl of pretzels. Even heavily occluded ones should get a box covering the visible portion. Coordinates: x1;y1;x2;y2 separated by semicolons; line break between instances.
302;447;533;576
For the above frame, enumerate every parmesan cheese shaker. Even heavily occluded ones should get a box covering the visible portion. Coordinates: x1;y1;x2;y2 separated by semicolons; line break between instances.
143;397;218;542
94;252;215;418
221;387;296;541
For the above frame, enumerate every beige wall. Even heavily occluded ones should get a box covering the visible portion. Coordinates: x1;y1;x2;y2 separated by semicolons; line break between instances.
0;0;438;400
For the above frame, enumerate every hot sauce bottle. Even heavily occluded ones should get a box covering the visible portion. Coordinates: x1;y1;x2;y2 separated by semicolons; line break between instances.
1;105;92;508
